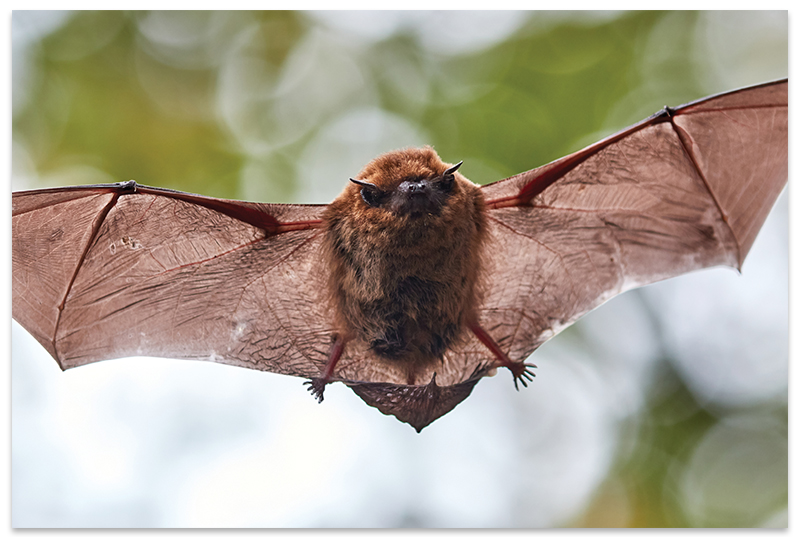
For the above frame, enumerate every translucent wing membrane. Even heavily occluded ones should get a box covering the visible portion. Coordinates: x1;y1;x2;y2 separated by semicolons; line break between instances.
13;183;331;377
479;79;787;362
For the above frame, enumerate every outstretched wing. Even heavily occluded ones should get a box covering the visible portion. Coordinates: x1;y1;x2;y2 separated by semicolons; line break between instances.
478;79;787;363
11;79;788;432
12;182;334;379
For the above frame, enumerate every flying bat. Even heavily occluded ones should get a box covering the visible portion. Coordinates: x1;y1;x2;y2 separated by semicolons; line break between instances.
12;79;788;432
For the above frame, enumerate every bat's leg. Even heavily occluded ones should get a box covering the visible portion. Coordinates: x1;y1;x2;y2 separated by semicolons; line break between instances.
304;335;347;403
469;323;536;390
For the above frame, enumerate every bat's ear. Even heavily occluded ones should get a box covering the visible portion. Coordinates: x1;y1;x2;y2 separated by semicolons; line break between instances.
444;161;463;176
350;177;385;208
350;177;379;190
345;367;486;432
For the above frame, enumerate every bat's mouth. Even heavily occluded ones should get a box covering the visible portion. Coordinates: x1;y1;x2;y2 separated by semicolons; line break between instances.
404;194;438;216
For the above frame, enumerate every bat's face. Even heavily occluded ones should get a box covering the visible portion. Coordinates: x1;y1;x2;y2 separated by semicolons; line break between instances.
351;161;462;220
331;146;480;235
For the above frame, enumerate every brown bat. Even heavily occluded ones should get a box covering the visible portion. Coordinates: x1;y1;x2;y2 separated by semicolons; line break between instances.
12;79;787;432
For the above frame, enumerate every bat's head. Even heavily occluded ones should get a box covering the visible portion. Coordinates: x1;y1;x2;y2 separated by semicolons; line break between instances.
323;145;487;270
339;146;475;221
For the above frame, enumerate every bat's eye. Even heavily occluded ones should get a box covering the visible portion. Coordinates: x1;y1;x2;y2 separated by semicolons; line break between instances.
437;174;455;192
349;178;385;208
360;187;383;207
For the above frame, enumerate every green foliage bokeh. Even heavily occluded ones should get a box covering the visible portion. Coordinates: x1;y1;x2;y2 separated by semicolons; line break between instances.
11;10;788;528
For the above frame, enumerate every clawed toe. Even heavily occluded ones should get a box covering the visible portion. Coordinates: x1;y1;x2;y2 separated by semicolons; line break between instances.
470;324;537;392
304;378;327;403
509;362;537;391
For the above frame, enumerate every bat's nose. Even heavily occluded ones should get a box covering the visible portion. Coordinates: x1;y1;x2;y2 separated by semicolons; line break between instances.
392;180;439;216
399;181;428;195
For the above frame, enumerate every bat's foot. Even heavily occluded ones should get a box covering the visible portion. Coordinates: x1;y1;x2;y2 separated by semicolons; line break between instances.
469;322;537;390
506;361;537;390
304;378;328;403
303;334;347;403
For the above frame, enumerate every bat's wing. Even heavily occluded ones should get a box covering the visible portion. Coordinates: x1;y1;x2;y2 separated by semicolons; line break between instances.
12;182;335;378
12;79;787;432
12;182;496;431
478;78;787;364
315;79;786;431
12;181;487;430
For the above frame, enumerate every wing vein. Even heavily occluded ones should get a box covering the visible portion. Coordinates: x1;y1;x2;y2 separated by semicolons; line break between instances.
668;117;742;265
54;193;122;362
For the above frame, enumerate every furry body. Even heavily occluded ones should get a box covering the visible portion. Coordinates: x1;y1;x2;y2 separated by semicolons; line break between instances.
322;147;487;381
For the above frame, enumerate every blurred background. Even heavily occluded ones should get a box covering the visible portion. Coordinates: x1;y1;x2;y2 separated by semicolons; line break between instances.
11;10;787;528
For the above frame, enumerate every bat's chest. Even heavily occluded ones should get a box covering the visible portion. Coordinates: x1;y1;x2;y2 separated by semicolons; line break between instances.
342;245;476;363
362;276;460;360
323;196;486;366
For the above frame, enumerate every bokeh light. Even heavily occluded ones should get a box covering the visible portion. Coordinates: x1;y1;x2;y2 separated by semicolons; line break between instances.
11;10;787;528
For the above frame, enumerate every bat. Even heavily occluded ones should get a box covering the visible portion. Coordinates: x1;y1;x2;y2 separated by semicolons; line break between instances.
12;78;787;432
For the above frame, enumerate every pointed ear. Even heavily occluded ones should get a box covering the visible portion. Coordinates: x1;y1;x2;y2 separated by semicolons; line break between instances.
349;178;382;191
444;161;463;176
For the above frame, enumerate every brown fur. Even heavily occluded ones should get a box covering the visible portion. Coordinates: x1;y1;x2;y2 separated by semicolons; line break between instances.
321;146;487;384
